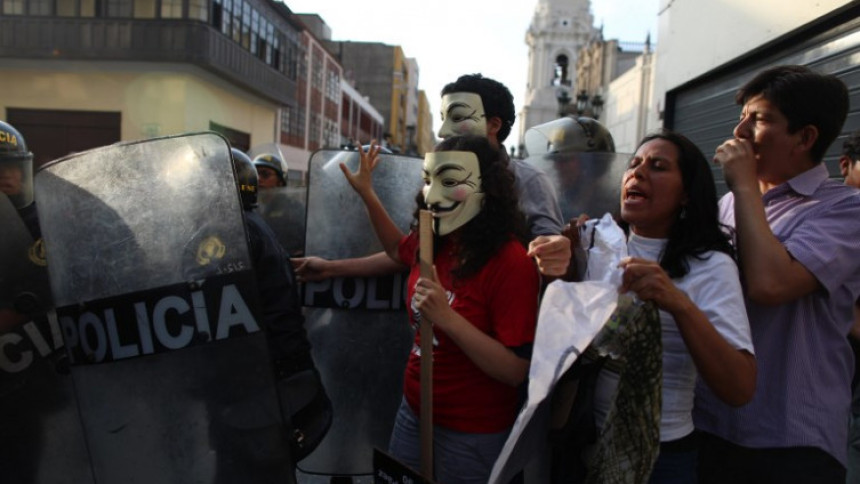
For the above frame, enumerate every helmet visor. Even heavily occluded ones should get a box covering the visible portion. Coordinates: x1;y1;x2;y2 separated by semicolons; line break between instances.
0;156;34;208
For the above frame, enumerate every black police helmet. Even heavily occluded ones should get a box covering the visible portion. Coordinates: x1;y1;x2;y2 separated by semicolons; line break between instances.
231;148;257;210
253;153;287;186
0;120;35;208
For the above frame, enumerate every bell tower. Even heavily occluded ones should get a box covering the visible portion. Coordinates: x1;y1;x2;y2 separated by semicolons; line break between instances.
518;0;597;152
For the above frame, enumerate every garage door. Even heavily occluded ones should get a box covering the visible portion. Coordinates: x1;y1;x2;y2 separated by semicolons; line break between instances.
667;5;860;194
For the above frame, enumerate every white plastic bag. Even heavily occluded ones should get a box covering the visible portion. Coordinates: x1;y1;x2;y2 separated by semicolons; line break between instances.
490;214;627;483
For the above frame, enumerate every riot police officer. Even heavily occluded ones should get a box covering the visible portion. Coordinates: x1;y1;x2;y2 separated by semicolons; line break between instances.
253;152;288;188
233;148;332;467
252;152;306;256
0;120;39;237
0;120;95;483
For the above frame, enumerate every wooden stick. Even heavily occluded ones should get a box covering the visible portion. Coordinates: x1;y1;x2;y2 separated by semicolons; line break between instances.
418;209;434;478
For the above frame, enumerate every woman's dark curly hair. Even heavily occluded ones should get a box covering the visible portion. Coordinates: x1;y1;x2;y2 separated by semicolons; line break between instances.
620;130;735;278
411;135;529;280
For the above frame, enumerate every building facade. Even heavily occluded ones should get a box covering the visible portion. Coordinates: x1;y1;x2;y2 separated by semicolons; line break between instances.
0;0;304;168
327;41;417;154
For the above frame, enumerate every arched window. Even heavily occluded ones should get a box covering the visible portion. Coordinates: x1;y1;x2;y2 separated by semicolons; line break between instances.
553;54;570;86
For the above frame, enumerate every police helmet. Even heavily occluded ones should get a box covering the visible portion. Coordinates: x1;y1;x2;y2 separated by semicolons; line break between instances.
0;120;35;209
253;153;287;186
231;148;258;210
524;116;616;157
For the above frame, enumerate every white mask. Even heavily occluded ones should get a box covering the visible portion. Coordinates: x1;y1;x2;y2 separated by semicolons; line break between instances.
422;151;484;235
438;93;488;139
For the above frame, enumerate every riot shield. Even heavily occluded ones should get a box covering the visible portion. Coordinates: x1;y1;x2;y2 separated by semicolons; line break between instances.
258;185;307;257
523;119;630;222
0;195;51;314
525;151;630;223
0;195;95;483
34;133;295;484
299;149;423;476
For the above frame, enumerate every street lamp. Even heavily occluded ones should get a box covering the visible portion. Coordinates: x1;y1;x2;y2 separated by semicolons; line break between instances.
591;94;604;120
556;89;572;118
574;90;605;120
575;90;589;116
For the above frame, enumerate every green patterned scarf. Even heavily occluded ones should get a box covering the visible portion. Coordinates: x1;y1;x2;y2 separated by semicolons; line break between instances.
585;296;662;484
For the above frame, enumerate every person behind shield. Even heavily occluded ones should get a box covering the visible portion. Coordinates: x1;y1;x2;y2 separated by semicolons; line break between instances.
342;135;539;483
538;131;756;482
254;153;287;188
224;149;331;481
253;153;305;257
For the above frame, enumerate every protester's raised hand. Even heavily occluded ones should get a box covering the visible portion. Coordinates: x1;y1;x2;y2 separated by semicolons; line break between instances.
340;140;381;198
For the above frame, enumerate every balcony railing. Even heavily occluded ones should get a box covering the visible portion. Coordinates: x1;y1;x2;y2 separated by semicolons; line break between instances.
0;16;295;105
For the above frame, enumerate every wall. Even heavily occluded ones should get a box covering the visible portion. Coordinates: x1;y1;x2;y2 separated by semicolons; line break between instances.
0;59;276;144
652;0;853;129
603;51;654;154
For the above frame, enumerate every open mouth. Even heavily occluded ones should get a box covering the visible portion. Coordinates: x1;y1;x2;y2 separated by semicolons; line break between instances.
624;188;647;201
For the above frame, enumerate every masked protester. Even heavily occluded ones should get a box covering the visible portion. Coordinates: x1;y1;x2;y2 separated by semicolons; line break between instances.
295;73;571;283
340;136;539;483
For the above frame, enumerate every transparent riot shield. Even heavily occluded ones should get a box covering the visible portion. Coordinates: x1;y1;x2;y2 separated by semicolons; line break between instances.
0;195;95;484
299;149;423;477
525;151;630;223
34;133;294;484
523;117;630;222
258;185;307;257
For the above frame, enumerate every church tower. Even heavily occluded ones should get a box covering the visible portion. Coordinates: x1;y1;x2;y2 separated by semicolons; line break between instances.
518;0;597;151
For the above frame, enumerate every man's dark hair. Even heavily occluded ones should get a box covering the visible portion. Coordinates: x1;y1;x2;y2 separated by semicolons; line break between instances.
735;65;848;162
412;135;528;280
441;74;516;142
842;129;860;163
620;130;735;279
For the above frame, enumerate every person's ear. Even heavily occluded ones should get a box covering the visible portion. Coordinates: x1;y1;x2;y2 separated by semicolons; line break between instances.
486;116;503;140
796;125;819;154
839;155;851;177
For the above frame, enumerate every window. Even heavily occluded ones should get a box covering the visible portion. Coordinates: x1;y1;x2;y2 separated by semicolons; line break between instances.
80;0;96;16
58;0;76;16
311;52;323;88
107;0;133;17
326;69;339;102
135;0;156;18
553;54;570;86
250;9;259;55
3;0;25;14
160;0;181;18
309;113;321;145
189;0;207;21
241;1;250;49
231;0;241;43
29;0;52;15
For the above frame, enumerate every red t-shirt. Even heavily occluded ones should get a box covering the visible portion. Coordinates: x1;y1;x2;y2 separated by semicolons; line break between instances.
398;232;539;433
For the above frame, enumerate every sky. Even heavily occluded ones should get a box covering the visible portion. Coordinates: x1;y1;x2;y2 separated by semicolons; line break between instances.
282;0;659;151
